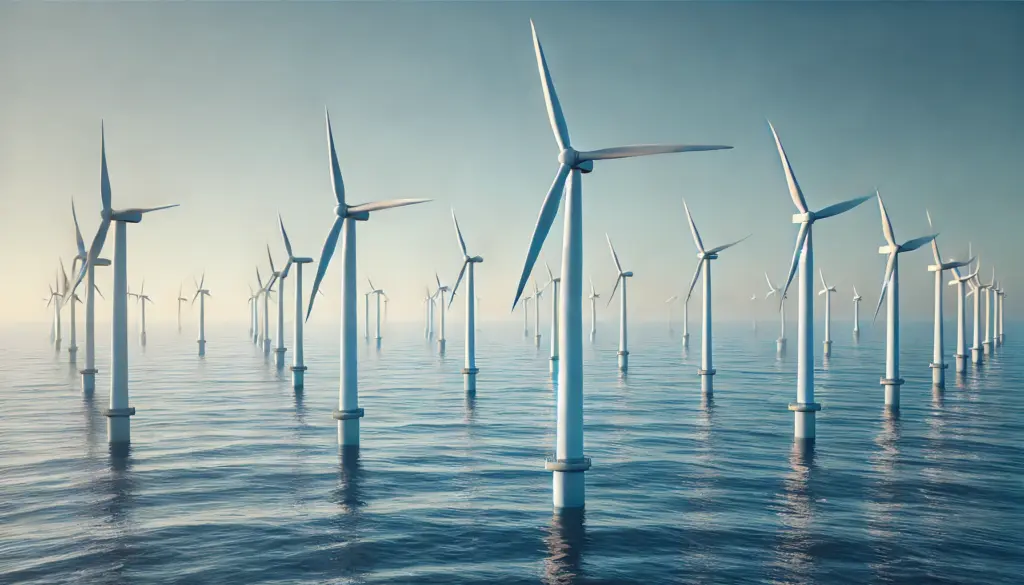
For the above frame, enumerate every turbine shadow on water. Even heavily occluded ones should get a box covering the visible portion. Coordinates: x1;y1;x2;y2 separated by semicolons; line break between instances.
543;509;586;585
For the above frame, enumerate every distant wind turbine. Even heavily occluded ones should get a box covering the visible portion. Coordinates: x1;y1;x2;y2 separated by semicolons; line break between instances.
852;286;862;339
588;279;600;341
448;209;483;392
368;279;386;343
522;295;532;339
949;259;978;374
925;210;972;387
984;268;996;355
750;293;758;334
193;273;211;356
128;281;152;346
59;260;77;362
48;273;63;351
665;295;678;333
531;280;543;348
435;274;450;354
72;200;108;394
764;273;787;353
177;284;189;334
280;216;313;389
545;262;561;373
269;243;290;369
606;235;634;374
818;271;837;358
967;258;987;366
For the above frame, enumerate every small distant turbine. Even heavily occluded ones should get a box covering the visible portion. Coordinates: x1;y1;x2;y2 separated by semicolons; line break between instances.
71;201;108;393
253;267;265;346
258;266;277;355
984;267;996;355
268;245;287;365
817;270;838;358
176;284;189;334
925;210;972;387
764;273;787;353
48;273;63;351
247;285;256;340
665;295;679;334
588;279;600;341
750;293;758;334
967;259;988;366
192;273;211;356
435;274;450;354
448;209;484;392
59;259;78;362
423;286;435;340
606;235;634;373
522;294;532;339
531;280;544;348
852;286;863;339
128;281;153;346
544;262;561;373
683;200;748;397
368;280;386;343
280;216;313;389
997;286;1006;345
872;192;936;411
949;259;978;374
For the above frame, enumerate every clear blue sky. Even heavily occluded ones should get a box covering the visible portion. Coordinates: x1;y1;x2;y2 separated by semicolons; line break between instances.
1;1;1021;326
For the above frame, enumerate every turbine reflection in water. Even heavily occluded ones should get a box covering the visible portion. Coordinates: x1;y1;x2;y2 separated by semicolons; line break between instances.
772;441;817;585
543;509;586;585
867;412;903;583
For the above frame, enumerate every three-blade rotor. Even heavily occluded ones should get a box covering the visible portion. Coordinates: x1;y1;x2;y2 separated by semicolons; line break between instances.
872;192;938;322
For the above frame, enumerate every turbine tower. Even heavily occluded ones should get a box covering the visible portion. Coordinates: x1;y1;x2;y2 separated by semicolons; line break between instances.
750;293;758;334
59;260;77;362
770;121;870;440
606;235;634;374
818;271;837;358
983;268;996;355
72;201;109;394
683;200;748;397
852;287;862;339
435;274;450;354
269;244;290;368
522;295;532;339
247;285;256;340
448;209;484;392
925;210;972;387
280;216;313;389
512;20;731;511
368;280;386;343
193;273;211;356
49;274;63;351
177;284;189;334
666;295;679;334
531;281;544;348
260;268;277;355
588;279;600;341
71;125;178;444
949;262;978;374
545;262;560;373
305;109;430;448
423;287;434;340
764;273;788;353
997;287;1006;345
128;281;152;346
681;290;691;350
872;192;936;412
968;262;987;366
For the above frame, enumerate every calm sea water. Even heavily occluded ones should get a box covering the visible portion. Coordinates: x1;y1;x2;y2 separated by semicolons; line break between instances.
1;319;1022;584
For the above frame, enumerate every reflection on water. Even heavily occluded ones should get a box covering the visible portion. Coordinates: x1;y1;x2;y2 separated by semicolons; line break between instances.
293;389;307;428
543;509;586;585
334;446;364;515
93;444;136;585
463;392;477;425
329;446;369;577
773;440;817;585
867;412;902;583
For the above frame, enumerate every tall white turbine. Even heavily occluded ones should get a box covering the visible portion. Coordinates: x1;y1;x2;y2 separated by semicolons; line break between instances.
128;281;153;346
683;200;748;397
764;273;788;353
925;210;972;387
770;121;871;440
72;201;109;394
305;109;429;448
70;125;178;444
545;262;561;373
247;285;256;340
192;273;211;356
949;263;978;374
279;216;312;389
448;210;484;392
997;287;1005;345
681;290;691;350
606;235;634;374
968;263;987;366
262;269;277;356
588;279;600;341
423;287;434;339
818;271;837;358
177;284;189;334
512;21;731;510
852;287;862;339
435;274;450;354
269;244;290;368
872;192;936;412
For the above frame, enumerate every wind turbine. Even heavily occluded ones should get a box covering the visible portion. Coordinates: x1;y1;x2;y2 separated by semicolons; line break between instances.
872;192;936;411
193;273;211;356
588;279;600;341
531;280;543;348
949;261;978;374
683;200;748;397
128;281;153;346
968;260;987;366
606;235;634;374
48;274;63;351
59;260;78;362
545;262;561;373
764;273;787;353
769;121;871;439
448;209;484;392
177;284;189;334
71;201;108;393
253;268;266;346
925;210;972;387
304;109;430;448
368;280;386;343
423;286;434;340
818;271;837;358
522;295;532;339
279;216;313;389
261;267;277;355
267;245;289;366
984;268;996;355
511;20;731;511
665;295;678;334
247;285;256;340
70;124;179;444
750;293;758;334
435;274;450;354
852;287;862;339
997;286;1006;345
681;289;691;350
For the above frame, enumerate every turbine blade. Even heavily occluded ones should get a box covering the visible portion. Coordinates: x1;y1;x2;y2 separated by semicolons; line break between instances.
137;204;179;214
877;191;897;247
873;252;897;322
899;234;937;253
449;260;469;308
814;194;872;220
606;234;623;274
607;275;622;307
199;272;205;291
306;217;344;321
705;234;751;255
764;271;775;292
347;198;431;214
192;289;200;305
685;261;703;302
580;144;733;161
512;163;570;310
326;108;346;207
780;222;809;303
767;121;809;214
819;269;827;290
530;20;571;151
545;262;554;283
452;209;468;257
682;199;705;253
100;124;111;212
589;277;595;297
279;214;293;258
267;244;276;274
94;284;104;300
72;200;87;258
926;209;942;265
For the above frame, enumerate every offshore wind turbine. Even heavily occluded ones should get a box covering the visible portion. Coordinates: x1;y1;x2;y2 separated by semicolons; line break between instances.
70;125;178;444
984;268;996;355
532;280;544;348
435;274;450;354
750;293;758;334
177;284;189;334
368;280;386;342
305;109;430;448
254;268;268;349
72;201;108;393
545;262;561;373
925;210;972;387
872;192;936;411
279;216;312;389
764;273;788;353
512;20;731;510
606;235;634;374
59;260;78;362
949;262;978;374
997;286;1005;345
852;287;862;339
262;268;277;355
968;262;987;366
683;200;748;397
588;279;600;341
248;285;256;340
818;271;837;358
128;281;153;346
770;121;871;440
448;209;484;392
193;273;211;356
522;295;532;339
423;287;434;339
681;290;691;350
666;295;679;333
269;244;291;368
48;275;63;351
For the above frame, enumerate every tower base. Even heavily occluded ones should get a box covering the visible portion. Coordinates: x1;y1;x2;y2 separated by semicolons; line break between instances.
535;335;541;348
290;365;306;390
617;350;629;373
546;457;591;510
274;347;286;368
104;407;136;444
140;333;147;346
438;339;446;354
263;339;272;355
81;368;97;394
682;333;689;349
880;377;904;411
954;354;967;374
333;408;365;447
789;402;821;439
68;346;78;363
549;356;559;375
198;339;207;357
983;340;991;355
822;340;832;358
698;368;715;397
463;367;478;394
929;362;947;388
777;338;787;354
972;347;984;365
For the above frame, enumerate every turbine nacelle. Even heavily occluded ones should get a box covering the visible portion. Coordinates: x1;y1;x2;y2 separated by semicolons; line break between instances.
792;211;815;224
557;149;594;173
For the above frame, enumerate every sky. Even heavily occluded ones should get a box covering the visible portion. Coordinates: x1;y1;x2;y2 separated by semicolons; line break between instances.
1;1;1022;328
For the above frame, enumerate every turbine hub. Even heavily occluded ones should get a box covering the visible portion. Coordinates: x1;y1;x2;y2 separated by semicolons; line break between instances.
792;211;815;224
558;149;594;173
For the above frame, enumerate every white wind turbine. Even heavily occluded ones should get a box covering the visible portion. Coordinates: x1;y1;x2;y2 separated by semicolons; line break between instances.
545;262;561;373
764;273;788;353
925;210;972;388
279;216;313;389
193;273;211;356
984;268;996;355
363;285;372;341
967;260;988;366
252;268;264;346
588;279;600;341
49;271;63;351
71;201;108;393
872;192;936;411
997;285;1006;345
70;125;178;444
606;235;635;374
770;121;871;440
305;109;430;448
750;293;758;334
248;285;256;340
258;267;277;355
269;243;291;368
949;260;978;374
128;281;153;346
368;280;386;343
177;284;189;334
683;200;748;397
681;288;691;350
423;286;434;340
531;280;544;348
448;209;484;392
666;295;678;333
59;260;78;362
511;20;731;511
852;287;862;339
817;271;838;358
522;294;532;339
434;274;450;354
